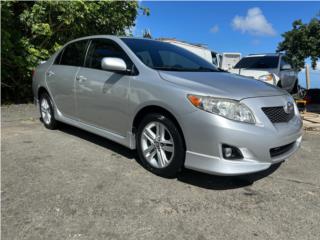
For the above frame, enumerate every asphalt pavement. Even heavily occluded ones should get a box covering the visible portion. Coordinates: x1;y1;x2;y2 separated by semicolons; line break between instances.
2;104;320;240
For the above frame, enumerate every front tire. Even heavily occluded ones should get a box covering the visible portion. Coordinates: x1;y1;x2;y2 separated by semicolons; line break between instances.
136;113;185;178
39;92;58;130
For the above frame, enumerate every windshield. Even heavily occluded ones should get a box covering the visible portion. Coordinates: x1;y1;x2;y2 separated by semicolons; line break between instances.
121;38;219;72
234;56;279;69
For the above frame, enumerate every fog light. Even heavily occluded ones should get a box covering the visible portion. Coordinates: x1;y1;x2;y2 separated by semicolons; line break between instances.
224;147;233;158
222;144;243;160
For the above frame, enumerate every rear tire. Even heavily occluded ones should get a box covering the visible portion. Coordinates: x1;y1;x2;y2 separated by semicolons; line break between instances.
136;113;185;178
39;92;58;130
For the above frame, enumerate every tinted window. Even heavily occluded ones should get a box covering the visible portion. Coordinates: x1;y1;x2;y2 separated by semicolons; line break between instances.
136;51;154;67
60;40;88;66
159;50;199;69
121;38;219;72
85;39;133;70
234;56;279;69
54;50;64;65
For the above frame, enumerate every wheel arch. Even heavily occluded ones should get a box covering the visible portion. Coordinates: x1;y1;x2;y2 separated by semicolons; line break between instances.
132;105;186;151
37;86;50;100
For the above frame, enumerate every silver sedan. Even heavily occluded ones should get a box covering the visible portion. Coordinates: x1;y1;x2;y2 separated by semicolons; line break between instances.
32;36;302;177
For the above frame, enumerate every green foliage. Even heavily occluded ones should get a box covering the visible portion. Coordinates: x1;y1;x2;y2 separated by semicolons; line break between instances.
1;0;148;103
277;15;320;70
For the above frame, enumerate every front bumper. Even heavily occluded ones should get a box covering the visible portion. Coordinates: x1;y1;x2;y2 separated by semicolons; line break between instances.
34;97;40;113
181;95;303;176
34;97;39;106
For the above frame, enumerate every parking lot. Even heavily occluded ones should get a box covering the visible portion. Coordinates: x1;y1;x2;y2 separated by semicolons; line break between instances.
2;104;320;240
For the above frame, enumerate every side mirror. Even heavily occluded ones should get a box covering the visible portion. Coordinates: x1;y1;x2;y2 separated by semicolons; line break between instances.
281;64;292;70
101;57;127;72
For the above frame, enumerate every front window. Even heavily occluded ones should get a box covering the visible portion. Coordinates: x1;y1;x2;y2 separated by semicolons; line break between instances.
234;56;279;69
85;39;133;70
121;38;219;72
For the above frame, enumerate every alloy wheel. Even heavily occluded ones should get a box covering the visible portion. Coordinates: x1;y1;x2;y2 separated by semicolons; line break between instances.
141;121;175;168
40;98;52;125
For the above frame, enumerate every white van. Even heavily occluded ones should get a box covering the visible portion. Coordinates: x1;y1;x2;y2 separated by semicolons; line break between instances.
218;53;241;71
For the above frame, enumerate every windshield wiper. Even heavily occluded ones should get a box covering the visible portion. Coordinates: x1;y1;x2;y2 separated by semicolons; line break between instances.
153;66;220;72
196;67;220;72
153;66;187;71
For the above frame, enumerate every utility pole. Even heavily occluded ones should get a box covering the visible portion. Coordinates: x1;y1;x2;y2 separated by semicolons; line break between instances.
305;64;311;90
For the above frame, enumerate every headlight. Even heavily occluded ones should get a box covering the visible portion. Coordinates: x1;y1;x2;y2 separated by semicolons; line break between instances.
187;95;256;124
259;74;274;81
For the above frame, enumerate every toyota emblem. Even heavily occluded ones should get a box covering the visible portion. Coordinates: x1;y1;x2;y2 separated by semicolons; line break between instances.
284;101;294;114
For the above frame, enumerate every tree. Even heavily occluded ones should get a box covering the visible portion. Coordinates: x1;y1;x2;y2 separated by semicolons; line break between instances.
142;29;152;39
277;15;320;70
1;0;149;103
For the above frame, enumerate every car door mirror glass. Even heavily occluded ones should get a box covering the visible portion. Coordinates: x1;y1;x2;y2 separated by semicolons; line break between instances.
101;57;127;72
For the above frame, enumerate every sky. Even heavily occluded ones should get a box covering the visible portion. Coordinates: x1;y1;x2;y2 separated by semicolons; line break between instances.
135;1;320;88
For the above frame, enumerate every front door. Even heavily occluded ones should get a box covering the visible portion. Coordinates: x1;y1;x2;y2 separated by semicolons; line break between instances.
75;39;135;136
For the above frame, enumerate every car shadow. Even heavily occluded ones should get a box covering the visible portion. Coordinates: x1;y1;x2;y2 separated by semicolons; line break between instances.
55;122;281;190
102;73;123;94
57;122;136;160
177;163;281;190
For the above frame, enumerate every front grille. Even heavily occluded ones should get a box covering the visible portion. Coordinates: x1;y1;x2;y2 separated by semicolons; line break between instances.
270;142;295;158
262;106;294;123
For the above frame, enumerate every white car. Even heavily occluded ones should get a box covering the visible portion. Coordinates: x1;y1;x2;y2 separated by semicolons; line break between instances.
230;54;298;93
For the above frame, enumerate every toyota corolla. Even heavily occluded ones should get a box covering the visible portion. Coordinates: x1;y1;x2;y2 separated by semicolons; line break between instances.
32;36;302;177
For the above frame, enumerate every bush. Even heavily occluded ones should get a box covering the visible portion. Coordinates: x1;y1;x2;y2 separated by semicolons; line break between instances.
1;0;148;103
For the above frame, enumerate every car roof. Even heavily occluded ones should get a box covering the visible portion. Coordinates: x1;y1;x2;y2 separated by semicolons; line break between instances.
67;35;157;43
245;53;284;58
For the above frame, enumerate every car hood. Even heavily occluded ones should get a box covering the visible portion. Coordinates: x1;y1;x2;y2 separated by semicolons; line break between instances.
158;71;286;100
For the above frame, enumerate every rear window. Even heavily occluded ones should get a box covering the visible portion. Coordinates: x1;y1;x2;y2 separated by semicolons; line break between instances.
234;56;279;69
59;40;88;67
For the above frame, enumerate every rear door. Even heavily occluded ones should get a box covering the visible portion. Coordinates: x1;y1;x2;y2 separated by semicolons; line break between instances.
75;38;135;136
46;40;88;118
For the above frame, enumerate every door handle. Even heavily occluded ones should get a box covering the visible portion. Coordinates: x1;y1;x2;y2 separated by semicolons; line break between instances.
46;70;55;77
76;75;87;82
